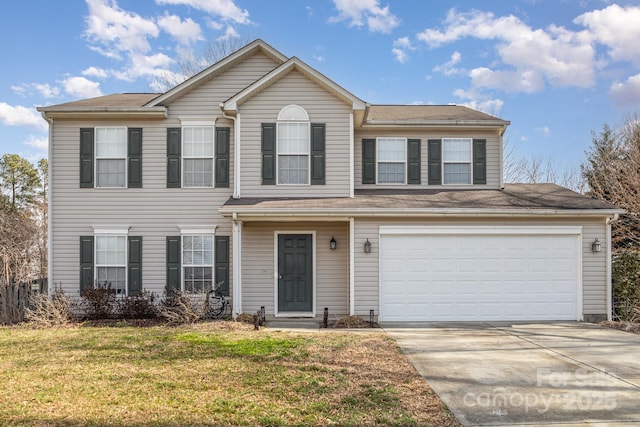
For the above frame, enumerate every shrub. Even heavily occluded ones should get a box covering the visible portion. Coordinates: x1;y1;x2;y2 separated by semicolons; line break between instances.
157;291;207;325
116;291;157;319
612;250;640;321
24;287;73;327
81;282;117;320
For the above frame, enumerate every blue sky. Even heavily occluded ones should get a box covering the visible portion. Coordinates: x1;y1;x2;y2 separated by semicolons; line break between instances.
1;0;639;173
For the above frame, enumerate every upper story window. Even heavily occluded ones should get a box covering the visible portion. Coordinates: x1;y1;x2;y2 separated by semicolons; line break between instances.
95;127;126;188
443;138;472;185
277;105;310;185
377;137;406;184
183;126;214;187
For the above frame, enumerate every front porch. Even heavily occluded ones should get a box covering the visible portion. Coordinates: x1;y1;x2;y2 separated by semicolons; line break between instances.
231;220;352;319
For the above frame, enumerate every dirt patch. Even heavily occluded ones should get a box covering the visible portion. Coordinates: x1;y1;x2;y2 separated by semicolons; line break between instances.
329;315;378;328
600;320;640;334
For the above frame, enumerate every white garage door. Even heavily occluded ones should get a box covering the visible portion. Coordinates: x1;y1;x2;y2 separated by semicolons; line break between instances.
379;227;581;322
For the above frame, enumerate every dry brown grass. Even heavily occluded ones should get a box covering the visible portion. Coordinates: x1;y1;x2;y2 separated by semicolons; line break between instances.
601;320;640;334
0;322;459;426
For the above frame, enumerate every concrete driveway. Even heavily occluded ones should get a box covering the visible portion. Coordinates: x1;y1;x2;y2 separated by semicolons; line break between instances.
385;322;640;426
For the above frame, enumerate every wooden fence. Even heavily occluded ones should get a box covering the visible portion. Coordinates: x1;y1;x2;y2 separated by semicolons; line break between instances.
0;282;32;325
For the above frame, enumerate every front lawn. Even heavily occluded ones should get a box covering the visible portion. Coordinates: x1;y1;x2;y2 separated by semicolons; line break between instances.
0;322;458;426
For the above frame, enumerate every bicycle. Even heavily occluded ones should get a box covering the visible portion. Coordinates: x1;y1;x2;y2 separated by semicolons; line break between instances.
204;282;229;319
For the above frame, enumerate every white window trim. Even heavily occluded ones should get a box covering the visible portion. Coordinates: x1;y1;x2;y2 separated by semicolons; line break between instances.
276;105;311;186
94;233;128;296
181;125;215;188
376;137;407;185
442;137;473;186
94;126;127;189
179;225;216;293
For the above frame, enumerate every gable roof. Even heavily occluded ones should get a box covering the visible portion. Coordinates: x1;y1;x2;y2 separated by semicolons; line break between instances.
220;184;621;218
222;56;367;113
146;39;288;107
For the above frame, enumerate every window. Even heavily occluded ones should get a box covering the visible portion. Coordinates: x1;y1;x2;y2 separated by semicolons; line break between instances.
183;126;214;187
377;137;406;184
95;235;127;294
443;138;472;184
95;127;126;187
277;105;310;185
182;235;213;293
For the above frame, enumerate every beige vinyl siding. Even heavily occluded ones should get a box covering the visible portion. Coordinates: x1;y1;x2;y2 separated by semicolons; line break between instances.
168;52;280;117
50;119;233;297
354;129;502;189
353;217;608;319
238;70;352;197
240;221;349;317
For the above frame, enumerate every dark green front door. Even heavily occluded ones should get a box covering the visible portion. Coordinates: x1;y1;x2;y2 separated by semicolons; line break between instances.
278;234;313;312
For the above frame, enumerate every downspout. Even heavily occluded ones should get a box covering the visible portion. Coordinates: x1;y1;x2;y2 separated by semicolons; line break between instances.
232;212;242;318
221;104;240;199
606;213;618;321
41;112;53;294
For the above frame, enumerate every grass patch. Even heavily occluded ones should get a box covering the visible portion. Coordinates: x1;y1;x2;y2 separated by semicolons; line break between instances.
0;322;458;426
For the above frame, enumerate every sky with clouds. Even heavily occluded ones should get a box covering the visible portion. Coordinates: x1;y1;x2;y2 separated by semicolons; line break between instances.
1;0;639;171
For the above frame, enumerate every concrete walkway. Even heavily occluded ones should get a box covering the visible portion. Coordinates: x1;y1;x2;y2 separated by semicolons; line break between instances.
385;322;640;426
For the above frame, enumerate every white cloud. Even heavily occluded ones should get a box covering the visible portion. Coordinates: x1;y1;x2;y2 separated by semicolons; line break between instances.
453;88;504;116
536;126;551;137
217;25;239;41
609;73;640;107
575;4;640;64
433;51;463;76
469;67;544;93
85;0;159;57
82;66;109;78
0;103;48;131
24;135;49;151
416;9;595;92
155;0;250;24
207;20;223;30
113;53;174;82
330;0;400;34
11;85;27;97
61;76;103;99
33;83;61;99
157;13;202;45
392;37;415;63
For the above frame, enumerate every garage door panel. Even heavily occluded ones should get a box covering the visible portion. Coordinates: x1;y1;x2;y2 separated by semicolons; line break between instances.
380;233;579;322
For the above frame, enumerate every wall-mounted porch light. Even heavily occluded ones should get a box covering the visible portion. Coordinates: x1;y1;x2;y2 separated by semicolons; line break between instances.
364;238;372;253
330;236;337;250
592;238;602;253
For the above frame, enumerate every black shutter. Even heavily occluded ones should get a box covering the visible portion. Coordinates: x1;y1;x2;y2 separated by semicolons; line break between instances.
428;139;442;185
215;236;230;297
261;123;276;185
80;236;94;293
128;128;142;188
215;127;230;188
128;236;142;295
80;128;94;188
407;138;421;184
166;236;181;294
311;123;326;185
473;139;487;185
167;128;181;188
362;139;376;184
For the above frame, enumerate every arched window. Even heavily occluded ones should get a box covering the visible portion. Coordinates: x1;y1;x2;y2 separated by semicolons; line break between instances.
277;105;310;185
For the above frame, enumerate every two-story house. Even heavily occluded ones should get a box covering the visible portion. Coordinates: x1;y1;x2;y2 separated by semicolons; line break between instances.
39;40;620;323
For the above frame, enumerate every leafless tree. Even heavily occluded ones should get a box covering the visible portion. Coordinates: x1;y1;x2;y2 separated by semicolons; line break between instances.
152;37;252;92
583;114;640;250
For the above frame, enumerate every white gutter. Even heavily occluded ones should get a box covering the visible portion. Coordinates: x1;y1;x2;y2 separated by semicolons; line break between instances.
221;105;240;198
606;213;618;321
41;112;53;294
349;112;354;198
219;208;623;218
